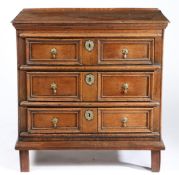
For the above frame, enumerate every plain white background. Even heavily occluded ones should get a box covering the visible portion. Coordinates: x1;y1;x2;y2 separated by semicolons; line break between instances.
0;0;178;174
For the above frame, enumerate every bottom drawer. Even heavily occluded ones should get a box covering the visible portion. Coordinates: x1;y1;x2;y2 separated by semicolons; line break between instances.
98;108;154;133
26;107;154;134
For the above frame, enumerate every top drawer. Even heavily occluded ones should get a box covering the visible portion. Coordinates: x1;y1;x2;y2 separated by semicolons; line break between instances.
25;37;154;65
99;38;154;65
26;38;81;65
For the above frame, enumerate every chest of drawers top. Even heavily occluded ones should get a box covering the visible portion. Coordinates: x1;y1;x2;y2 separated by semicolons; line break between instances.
12;8;168;29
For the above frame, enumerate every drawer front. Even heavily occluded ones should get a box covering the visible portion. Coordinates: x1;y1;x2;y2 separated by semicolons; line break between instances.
27;72;81;101
98;108;153;133
27;108;154;134
98;72;153;101
27;108;82;133
99;38;154;64
26;38;81;65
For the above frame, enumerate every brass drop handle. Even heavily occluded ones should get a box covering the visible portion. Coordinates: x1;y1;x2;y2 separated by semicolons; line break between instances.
85;40;94;52
51;117;58;128
50;82;57;94
50;48;57;59
121;83;129;94
121;117;128;127
85;110;94;121
122;48;129;59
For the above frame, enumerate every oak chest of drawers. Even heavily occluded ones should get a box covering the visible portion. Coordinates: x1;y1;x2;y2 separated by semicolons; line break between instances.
12;8;169;172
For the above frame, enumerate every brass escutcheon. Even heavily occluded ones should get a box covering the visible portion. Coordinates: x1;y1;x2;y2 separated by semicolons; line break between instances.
85;40;94;52
85;74;95;85
85;110;94;121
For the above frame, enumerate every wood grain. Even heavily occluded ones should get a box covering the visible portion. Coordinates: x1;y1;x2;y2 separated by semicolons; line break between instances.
12;8;169;30
15;140;165;150
98;108;153;133
98;72;154;101
27;72;81;101
19;150;29;172
27;108;82;134
151;150;161;172
99;38;154;65
26;38;81;65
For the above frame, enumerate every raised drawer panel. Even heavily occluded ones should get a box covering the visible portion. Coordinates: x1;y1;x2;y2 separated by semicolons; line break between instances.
98;108;153;133
27;72;81;101
98;38;154;64
26;38;81;65
98;72;154;101
27;108;82;133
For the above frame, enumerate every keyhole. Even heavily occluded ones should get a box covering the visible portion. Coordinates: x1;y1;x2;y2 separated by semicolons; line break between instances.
88;77;92;82
88;43;91;49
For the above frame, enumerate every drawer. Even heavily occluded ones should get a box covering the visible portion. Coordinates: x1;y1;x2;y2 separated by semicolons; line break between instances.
27;72;81;101
27;108;82;133
98;108;153;133
27;107;154;134
98;72;154;101
26;38;81;65
98;38;154;64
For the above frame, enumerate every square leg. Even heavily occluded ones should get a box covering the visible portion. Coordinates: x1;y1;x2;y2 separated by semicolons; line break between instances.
19;150;29;172
151;150;161;172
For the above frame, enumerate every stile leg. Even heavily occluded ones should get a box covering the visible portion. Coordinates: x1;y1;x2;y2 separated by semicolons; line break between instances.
19;150;29;172
151;150;161;172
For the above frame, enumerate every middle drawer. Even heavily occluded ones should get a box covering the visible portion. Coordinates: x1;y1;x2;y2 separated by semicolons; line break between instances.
26;71;154;101
27;72;82;101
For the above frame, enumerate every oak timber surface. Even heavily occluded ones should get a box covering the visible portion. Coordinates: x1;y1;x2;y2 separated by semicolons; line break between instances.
12;8;169;24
